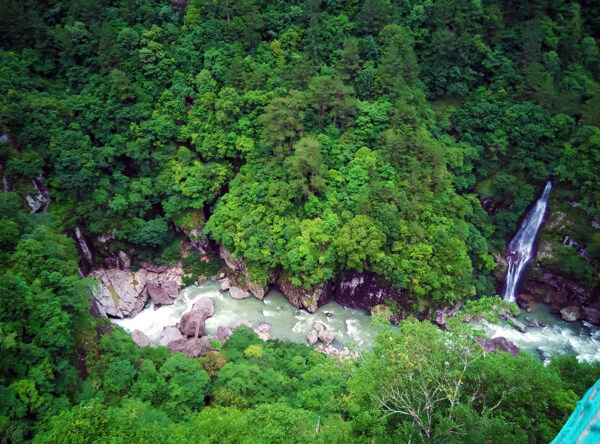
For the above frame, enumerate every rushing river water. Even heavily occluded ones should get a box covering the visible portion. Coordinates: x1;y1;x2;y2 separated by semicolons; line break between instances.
113;273;600;363
478;304;600;363
113;281;378;349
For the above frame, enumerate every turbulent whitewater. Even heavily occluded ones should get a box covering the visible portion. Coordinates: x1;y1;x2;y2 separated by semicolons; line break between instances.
503;181;552;302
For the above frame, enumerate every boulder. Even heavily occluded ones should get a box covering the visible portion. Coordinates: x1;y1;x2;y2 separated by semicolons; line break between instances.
506;315;526;333
132;330;150;348
306;329;319;346
91;262;185;319
582;307;600;325
254;323;275;341
230;320;252;331
229;286;251;300
312;322;326;333
192;296;215;319
179;311;206;338
217;326;231;342
168;337;212;358
147;280;179;306
220;277;231;291
278;278;329;313
91;268;150;318
478;337;519;357
318;330;336;346
159;326;184;347
560;306;581;322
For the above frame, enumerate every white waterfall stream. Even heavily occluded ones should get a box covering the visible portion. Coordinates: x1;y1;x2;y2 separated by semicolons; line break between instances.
503;181;552;302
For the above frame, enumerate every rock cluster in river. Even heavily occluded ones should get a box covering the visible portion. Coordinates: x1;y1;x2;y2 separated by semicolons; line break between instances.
91;260;185;318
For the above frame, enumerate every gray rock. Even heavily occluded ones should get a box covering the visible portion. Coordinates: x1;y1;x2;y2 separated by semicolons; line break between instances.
306;329;319;346
254;323;275;341
132;329;150;348
229;286;251;300
506;315;527;333
478;337;519;357
220;277;231;291
318;330;336;346
147;280;178;306
217;326;231;342
560;306;581;322
159;326;184;347
179;311;206;338
312;322;326;333
434;303;461;329
230;320;252;331
91;268;150;318
192;296;215;319
168;337;212;358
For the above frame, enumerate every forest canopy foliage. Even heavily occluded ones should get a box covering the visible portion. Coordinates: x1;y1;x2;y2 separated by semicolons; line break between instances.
1;0;600;442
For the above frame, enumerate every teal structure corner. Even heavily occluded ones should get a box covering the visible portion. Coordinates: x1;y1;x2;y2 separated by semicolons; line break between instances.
552;379;600;443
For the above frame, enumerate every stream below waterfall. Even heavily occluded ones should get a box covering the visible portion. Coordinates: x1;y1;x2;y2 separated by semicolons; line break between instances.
113;281;378;350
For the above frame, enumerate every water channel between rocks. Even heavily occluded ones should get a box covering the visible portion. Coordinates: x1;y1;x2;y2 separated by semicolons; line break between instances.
113;281;378;350
113;282;600;363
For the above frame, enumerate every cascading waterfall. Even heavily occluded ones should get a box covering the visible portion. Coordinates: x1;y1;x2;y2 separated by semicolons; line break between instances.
503;181;552;303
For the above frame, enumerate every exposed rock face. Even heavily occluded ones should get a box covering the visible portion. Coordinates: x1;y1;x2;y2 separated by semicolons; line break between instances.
560;306;581;322
254;323;275;341
132;330;150;348
219;245;269;299
25;175;50;214
278;278;330;313
91;262;185;318
193;297;215;318
220;277;231;291
516;294;537;312
159;326;184;347
478;337;519;357
167;337;212;358
147;280;179;306
506;315;526;333
331;270;405;310
217;326;231;342
229;286;251;300
179;311;206;338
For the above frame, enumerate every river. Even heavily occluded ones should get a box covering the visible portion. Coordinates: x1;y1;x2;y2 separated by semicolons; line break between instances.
113;281;378;350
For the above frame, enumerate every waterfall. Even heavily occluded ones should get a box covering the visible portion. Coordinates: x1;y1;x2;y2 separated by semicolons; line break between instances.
503;181;552;302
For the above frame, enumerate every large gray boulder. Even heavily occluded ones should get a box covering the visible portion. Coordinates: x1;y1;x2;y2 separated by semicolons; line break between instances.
318;329;336;346
91;268;150;318
147;280;179;306
192;296;215;319
478;337;519;357
220;277;231;291
179;311;206;338
560;306;581;322
132;330;150;348
254;323;275;341
229;286;251;300
306;329;319;346
159;326;184;347
168;337;212;358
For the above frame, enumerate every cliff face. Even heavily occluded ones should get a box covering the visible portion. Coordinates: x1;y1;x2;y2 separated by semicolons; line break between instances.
503;206;600;325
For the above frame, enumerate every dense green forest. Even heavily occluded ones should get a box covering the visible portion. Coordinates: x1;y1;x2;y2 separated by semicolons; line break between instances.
1;0;600;441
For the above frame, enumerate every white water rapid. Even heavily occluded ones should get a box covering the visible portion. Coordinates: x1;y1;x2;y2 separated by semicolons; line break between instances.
503;181;552;302
113;281;378;349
